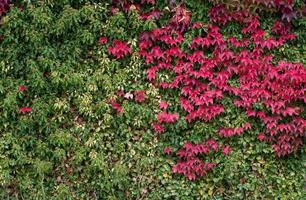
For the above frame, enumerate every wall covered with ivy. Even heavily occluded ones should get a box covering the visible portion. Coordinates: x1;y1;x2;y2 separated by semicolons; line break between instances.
0;0;305;199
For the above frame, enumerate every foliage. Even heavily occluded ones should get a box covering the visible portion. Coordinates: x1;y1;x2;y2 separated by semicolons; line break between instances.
140;2;305;159
208;0;306;22
0;0;10;18
0;0;305;199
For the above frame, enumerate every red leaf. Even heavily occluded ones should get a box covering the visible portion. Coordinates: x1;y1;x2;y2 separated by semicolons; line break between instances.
222;146;231;155
18;85;27;92
152;123;164;134
164;146;173;155
108;40;131;59
98;37;108;44
159;101;169;110
19;106;32;114
157;112;179;123
134;90;145;103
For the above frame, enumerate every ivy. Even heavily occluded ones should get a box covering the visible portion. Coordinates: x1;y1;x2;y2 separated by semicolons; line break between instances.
0;0;305;199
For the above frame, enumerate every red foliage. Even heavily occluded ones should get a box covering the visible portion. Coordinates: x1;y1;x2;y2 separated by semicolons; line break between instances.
222;146;231;155
218;123;251;137
140;9;161;20
134;90;146;103
18;85;27;92
109;99;123;114
208;0;304;22
169;5;191;32
108;0;305;181
98;37;108;44
0;0;10;18
152;123;164;134
156;112;179;124
108;40;131;59
164;146;173;155
159;101;169;110
139;3;305;157
116;90;125;97
172;140;231;180
172;158;215;181
19;106;32;114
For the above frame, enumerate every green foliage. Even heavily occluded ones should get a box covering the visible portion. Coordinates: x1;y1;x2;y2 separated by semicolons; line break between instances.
0;1;305;199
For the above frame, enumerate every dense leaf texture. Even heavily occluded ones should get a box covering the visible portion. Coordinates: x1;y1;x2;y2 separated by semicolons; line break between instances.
0;0;305;199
